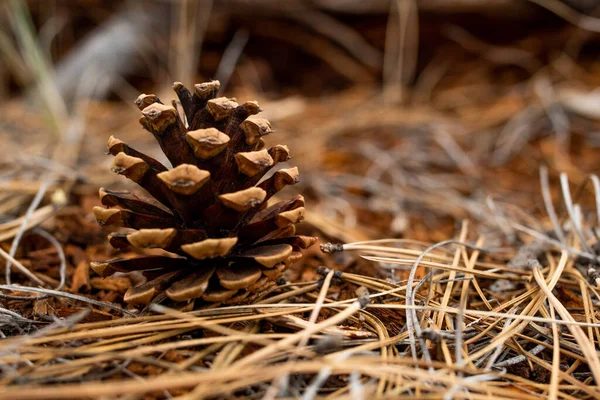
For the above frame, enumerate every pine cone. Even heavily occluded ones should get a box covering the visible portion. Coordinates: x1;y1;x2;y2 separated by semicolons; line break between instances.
91;81;317;307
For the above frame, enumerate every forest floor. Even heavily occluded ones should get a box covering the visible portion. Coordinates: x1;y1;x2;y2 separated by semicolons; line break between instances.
2;1;600;398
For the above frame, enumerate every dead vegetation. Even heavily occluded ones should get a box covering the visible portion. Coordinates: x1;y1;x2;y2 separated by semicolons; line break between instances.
2;0;600;398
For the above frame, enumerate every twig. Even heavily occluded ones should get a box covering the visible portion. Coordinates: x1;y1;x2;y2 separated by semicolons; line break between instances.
4;179;52;285
540;166;566;244
0;247;45;287
31;227;66;291
560;173;593;254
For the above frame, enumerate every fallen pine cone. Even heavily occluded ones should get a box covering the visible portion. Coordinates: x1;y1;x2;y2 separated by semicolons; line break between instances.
91;80;317;308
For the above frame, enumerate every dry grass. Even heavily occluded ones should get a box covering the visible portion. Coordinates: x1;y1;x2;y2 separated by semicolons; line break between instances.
1;216;599;398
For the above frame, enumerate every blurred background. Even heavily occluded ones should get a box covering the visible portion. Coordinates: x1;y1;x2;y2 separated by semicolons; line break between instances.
4;0;600;277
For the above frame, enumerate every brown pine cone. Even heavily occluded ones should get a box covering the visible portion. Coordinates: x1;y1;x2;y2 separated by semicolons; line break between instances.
90;80;317;308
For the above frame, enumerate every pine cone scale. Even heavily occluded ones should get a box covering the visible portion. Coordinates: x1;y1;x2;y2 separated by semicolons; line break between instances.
216;264;262;290
99;188;173;218
165;266;215;302
125;270;181;305
91;256;188;277
107;135;168;172
141;103;198;166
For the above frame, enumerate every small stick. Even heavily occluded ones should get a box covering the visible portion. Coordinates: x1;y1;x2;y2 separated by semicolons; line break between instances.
5;180;52;285
0;248;45;287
